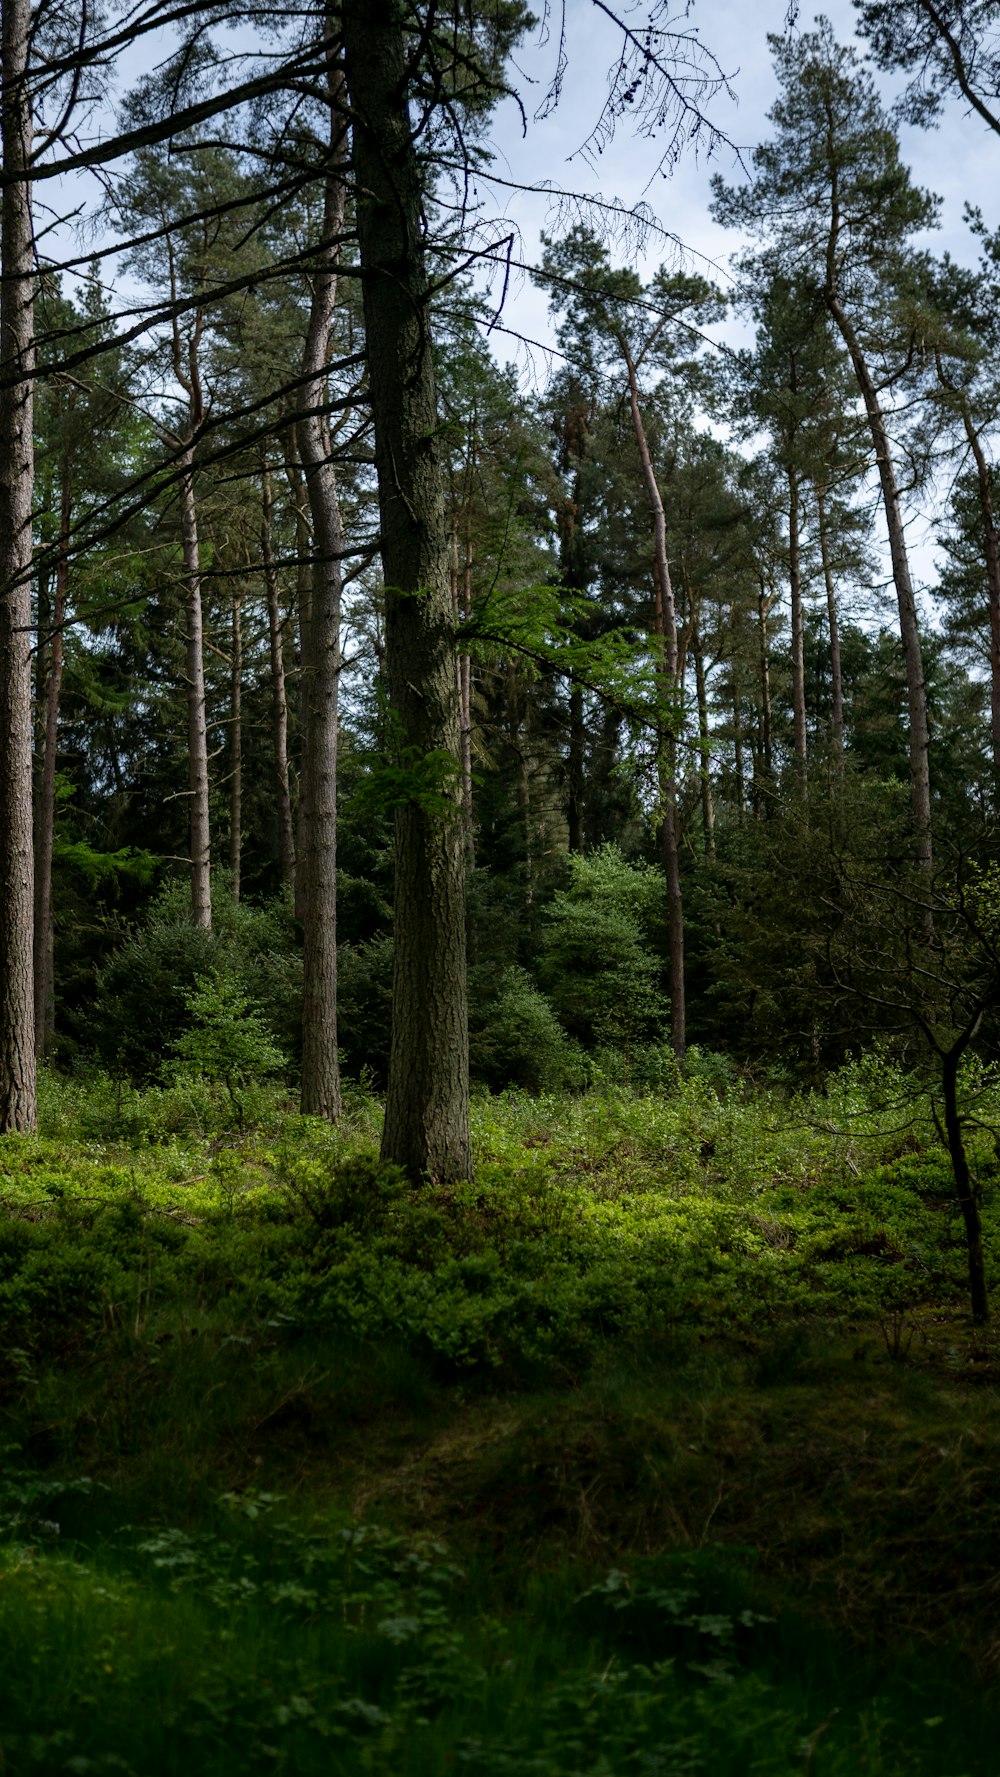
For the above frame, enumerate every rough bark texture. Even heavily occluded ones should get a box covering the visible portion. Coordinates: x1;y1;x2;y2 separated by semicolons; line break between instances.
180;455;212;929
34;463;71;1056
622;345;685;1063
0;0;37;1131
787;464;808;784
230;591;242;901
344;0;470;1181
692;626;715;859
262;461;296;892
297;42;348;1123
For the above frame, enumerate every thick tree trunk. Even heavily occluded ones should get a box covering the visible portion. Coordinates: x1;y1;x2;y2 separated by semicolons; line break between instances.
0;0;37;1131
787;464;808;786
34;464;71;1056
828;293;932;868
230;590;242;901
344;0;470;1180
261;460;296;892
816;484;845;773
297;46;348;1123
621;347;685;1064
180;454;212;929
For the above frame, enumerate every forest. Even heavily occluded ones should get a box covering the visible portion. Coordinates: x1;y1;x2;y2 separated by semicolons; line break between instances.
4;0;1000;1770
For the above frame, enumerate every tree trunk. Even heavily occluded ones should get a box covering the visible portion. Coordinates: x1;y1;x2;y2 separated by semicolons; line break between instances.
755;577;775;814
180;454;212;929
283;433;312;920
261;460;296;892
621;342;684;1060
816;484;845;774
230;589;242;901
787;463;808;787
693;624;715;859
344;0;470;1180
34;463;72;1057
941;369;1000;805
827;292;932;868
942;1033;989;1324
567;680;585;853
297;41;348;1123
0;0;37;1131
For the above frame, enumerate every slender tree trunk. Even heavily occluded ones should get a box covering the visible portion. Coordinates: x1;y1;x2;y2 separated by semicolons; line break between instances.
787;464;808;787
815;484;845;774
344;0;470;1180
297;41;348;1123
756;577;775;814
693;625;715;859
942;1028;989;1324
459;527;475;862
733;669;746;819
567;681;585;853
230;590;242;901
283;435;312;920
828;293;932;867
180;453;212;929
938;368;1000;803
621;344;685;1062
0;0;37;1131
261;460;296;892
34;463;72;1056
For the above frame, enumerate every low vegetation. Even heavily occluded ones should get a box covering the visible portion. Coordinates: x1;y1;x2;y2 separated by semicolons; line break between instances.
4;1063;1000;1773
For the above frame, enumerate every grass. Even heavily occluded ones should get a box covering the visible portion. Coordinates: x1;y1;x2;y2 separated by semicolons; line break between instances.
2;1061;1000;1771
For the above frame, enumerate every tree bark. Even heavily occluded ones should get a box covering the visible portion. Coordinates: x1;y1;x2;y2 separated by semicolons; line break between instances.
229;589;242;901
692;623;715;859
0;0;37;1130
621;343;685;1063
344;0;470;1180
34;462;72;1057
297;37;348;1123
942;1027;989;1324
180;453;212;929
816;483;845;774
261;459;296;892
787;463;808;786
827;292;932;868
935;360;1000;804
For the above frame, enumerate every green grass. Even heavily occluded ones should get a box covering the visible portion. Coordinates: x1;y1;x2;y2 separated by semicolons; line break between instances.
3;1063;1000;1772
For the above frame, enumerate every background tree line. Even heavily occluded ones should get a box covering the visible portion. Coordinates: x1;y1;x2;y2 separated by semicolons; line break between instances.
3;0;1000;1196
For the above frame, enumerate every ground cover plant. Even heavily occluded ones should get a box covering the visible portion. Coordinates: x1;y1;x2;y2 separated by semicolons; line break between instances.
3;1064;1000;1773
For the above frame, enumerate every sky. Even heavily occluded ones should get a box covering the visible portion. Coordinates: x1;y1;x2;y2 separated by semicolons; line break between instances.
477;0;998;357
463;0;1000;602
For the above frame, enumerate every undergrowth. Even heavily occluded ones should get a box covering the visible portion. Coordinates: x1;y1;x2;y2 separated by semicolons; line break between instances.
1;1060;1000;1772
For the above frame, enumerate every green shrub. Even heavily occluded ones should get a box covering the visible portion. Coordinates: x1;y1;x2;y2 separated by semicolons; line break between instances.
471;967;585;1092
541;847;668;1051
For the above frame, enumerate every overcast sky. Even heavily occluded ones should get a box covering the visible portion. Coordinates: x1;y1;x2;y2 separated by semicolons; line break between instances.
468;0;999;597
475;0;997;356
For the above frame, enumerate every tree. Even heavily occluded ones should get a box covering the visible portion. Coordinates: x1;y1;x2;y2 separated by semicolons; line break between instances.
0;0;37;1132
342;0;476;1180
713;25;938;871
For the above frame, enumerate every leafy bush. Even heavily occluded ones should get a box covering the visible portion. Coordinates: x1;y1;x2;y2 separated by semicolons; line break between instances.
471;967;585;1092
541;846;668;1051
167;973;288;1129
83;881;301;1080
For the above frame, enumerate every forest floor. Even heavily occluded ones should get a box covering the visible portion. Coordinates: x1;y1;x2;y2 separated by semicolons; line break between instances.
2;1067;1000;1774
